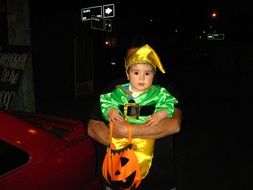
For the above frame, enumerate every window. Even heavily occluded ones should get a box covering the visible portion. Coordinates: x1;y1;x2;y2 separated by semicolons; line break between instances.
0;140;29;175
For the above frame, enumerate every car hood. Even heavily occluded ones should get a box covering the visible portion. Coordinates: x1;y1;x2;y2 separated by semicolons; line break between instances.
0;111;87;157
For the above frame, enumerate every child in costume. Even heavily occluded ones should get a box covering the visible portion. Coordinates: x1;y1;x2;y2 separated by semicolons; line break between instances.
100;44;178;179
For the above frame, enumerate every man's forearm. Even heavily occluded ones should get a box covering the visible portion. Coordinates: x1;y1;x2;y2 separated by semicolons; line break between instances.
131;116;180;138
88;108;182;144
87;119;109;146
114;108;182;139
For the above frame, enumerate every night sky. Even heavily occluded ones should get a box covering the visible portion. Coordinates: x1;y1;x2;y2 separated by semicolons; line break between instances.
29;0;252;101
30;0;253;41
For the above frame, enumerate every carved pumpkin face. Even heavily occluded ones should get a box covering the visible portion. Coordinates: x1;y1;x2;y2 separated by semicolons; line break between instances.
102;143;141;190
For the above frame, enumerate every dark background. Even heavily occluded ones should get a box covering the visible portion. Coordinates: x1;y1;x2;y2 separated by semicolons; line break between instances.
6;0;253;189
28;0;253;100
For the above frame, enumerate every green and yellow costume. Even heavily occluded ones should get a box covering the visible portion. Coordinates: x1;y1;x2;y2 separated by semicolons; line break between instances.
100;44;178;179
100;83;178;178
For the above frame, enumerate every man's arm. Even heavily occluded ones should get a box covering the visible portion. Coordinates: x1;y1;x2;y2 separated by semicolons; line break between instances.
114;108;181;139
135;108;181;138
87;108;182;145
87;119;109;146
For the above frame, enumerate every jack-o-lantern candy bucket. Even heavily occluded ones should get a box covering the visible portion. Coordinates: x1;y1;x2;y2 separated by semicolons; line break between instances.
102;123;141;190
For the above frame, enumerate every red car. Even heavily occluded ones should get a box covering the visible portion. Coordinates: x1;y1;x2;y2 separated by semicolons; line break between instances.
0;111;101;190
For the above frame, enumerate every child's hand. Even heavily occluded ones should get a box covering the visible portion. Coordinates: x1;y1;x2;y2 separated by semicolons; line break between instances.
146;110;168;127
146;112;161;127
108;109;123;124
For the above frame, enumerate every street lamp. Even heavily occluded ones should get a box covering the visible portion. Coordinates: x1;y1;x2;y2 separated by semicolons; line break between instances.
210;11;218;19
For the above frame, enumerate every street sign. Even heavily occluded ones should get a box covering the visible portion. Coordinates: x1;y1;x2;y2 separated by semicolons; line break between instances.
104;19;112;32
91;16;104;31
81;6;102;21
103;4;115;18
81;4;115;31
207;33;225;40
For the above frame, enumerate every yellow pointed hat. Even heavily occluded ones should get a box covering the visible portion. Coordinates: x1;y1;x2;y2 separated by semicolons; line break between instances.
125;44;166;74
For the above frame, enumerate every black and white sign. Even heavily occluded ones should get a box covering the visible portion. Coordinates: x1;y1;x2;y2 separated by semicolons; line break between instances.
103;4;115;18
81;6;102;21
0;50;29;111
81;4;115;31
104;19;112;32
91;16;104;30
207;33;225;40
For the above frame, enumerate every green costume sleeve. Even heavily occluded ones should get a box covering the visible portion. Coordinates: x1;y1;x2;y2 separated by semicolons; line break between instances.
155;86;178;117
134;85;178;118
100;87;128;121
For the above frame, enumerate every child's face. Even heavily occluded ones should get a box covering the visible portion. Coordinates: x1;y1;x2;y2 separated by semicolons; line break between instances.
127;63;155;92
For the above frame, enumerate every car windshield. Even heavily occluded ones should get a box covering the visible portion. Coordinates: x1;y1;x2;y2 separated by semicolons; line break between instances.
0;140;29;176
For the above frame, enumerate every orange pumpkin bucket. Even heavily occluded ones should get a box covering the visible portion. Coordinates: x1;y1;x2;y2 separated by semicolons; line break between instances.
102;123;141;189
